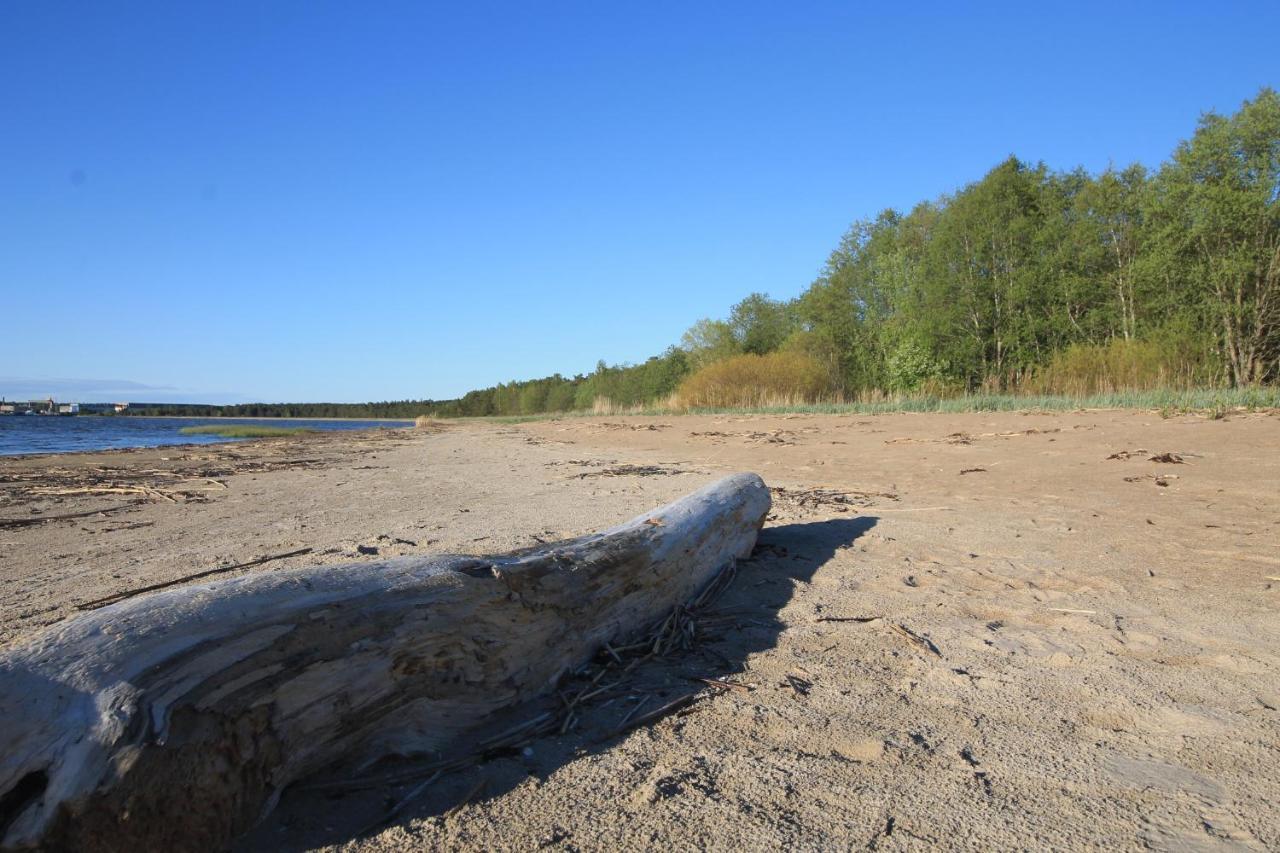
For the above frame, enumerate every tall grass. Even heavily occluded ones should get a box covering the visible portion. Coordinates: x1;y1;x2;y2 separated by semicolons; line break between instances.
1020;338;1224;395
670;386;1280;416
480;386;1278;422
676;352;833;409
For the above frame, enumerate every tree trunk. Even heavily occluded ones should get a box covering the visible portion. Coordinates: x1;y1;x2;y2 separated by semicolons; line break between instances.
0;473;771;851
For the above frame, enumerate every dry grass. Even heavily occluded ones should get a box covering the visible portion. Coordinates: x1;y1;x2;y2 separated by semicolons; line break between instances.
1021;339;1223;395
676;352;834;409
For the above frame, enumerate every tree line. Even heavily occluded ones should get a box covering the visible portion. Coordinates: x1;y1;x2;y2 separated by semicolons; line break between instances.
131;89;1279;419
434;88;1278;415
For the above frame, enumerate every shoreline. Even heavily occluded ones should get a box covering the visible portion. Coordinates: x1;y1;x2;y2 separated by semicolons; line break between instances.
0;419;413;460
3;410;1278;849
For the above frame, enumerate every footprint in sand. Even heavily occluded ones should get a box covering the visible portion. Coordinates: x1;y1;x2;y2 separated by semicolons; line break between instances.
1104;754;1261;850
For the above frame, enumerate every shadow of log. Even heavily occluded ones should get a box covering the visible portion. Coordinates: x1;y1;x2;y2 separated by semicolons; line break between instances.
241;516;877;851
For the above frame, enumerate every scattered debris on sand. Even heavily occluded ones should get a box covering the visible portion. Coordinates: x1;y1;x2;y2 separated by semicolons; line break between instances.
886;427;1062;445
1106;448;1149;460
769;485;898;514
572;463;697;478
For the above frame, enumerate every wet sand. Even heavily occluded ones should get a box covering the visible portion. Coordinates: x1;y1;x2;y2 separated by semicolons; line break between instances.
2;409;1278;850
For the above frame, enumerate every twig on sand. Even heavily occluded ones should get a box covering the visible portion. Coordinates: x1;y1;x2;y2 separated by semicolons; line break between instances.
601;692;703;741
75;547;314;611
445;778;487;818
783;674;813;696
616;696;650;728
816;615;882;623
357;770;443;836
855;506;951;513
696;677;752;692
0;502;140;528
889;623;943;657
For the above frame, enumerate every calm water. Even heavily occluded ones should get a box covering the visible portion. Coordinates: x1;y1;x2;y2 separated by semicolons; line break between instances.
0;416;412;456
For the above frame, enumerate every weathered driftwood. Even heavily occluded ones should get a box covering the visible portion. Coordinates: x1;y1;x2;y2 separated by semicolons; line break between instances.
0;473;769;850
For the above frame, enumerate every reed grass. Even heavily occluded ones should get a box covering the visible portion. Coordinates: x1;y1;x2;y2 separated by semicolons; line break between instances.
481;386;1278;422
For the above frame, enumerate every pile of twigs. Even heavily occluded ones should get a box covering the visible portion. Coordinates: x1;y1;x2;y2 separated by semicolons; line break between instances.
770;485;897;513
572;463;694;479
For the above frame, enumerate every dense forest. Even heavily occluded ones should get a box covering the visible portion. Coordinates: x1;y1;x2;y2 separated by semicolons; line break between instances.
133;89;1279;419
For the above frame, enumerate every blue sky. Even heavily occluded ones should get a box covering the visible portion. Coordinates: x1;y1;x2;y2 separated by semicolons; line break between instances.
2;2;1277;403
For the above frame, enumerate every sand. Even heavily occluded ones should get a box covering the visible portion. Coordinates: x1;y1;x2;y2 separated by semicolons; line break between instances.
1;409;1278;850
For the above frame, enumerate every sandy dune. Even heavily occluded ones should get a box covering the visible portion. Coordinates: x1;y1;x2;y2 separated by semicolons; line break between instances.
1;409;1278;850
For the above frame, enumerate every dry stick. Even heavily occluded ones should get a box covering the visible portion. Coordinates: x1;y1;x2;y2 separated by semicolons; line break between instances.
615;697;650;729
445;778;487;818
0;502;140;529
889;623;943;657
30;487;153;498
816;615;882;623
479;712;555;748
75;547;314;611
696;677;751;693
356;769;443;837
602;691;703;741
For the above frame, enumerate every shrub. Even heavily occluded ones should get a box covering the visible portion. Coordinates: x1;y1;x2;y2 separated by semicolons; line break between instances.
885;339;946;392
676;351;835;409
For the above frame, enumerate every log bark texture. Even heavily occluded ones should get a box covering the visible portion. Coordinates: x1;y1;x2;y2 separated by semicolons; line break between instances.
0;473;770;851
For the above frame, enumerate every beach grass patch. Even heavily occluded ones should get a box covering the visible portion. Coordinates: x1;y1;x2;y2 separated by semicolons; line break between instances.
178;424;314;438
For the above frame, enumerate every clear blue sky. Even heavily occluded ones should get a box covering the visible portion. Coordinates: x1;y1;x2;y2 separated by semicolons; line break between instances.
2;2;1277;403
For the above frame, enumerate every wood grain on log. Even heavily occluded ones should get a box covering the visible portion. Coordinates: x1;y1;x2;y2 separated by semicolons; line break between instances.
0;473;770;851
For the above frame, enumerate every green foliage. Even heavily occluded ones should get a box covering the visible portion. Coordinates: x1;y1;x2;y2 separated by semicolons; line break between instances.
727;293;799;355
1143;88;1280;384
680;318;740;368
885;339;945;392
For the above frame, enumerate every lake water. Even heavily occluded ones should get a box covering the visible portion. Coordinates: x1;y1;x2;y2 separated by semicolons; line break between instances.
0;416;412;456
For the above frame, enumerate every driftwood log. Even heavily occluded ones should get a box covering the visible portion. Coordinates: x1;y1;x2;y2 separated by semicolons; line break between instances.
0;473;769;850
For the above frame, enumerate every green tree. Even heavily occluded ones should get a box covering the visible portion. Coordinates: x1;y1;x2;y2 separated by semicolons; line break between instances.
727;293;798;355
1146;88;1280;384
680;318;740;368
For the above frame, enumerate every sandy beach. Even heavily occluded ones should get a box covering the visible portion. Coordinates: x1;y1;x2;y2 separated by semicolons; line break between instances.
2;409;1278;850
